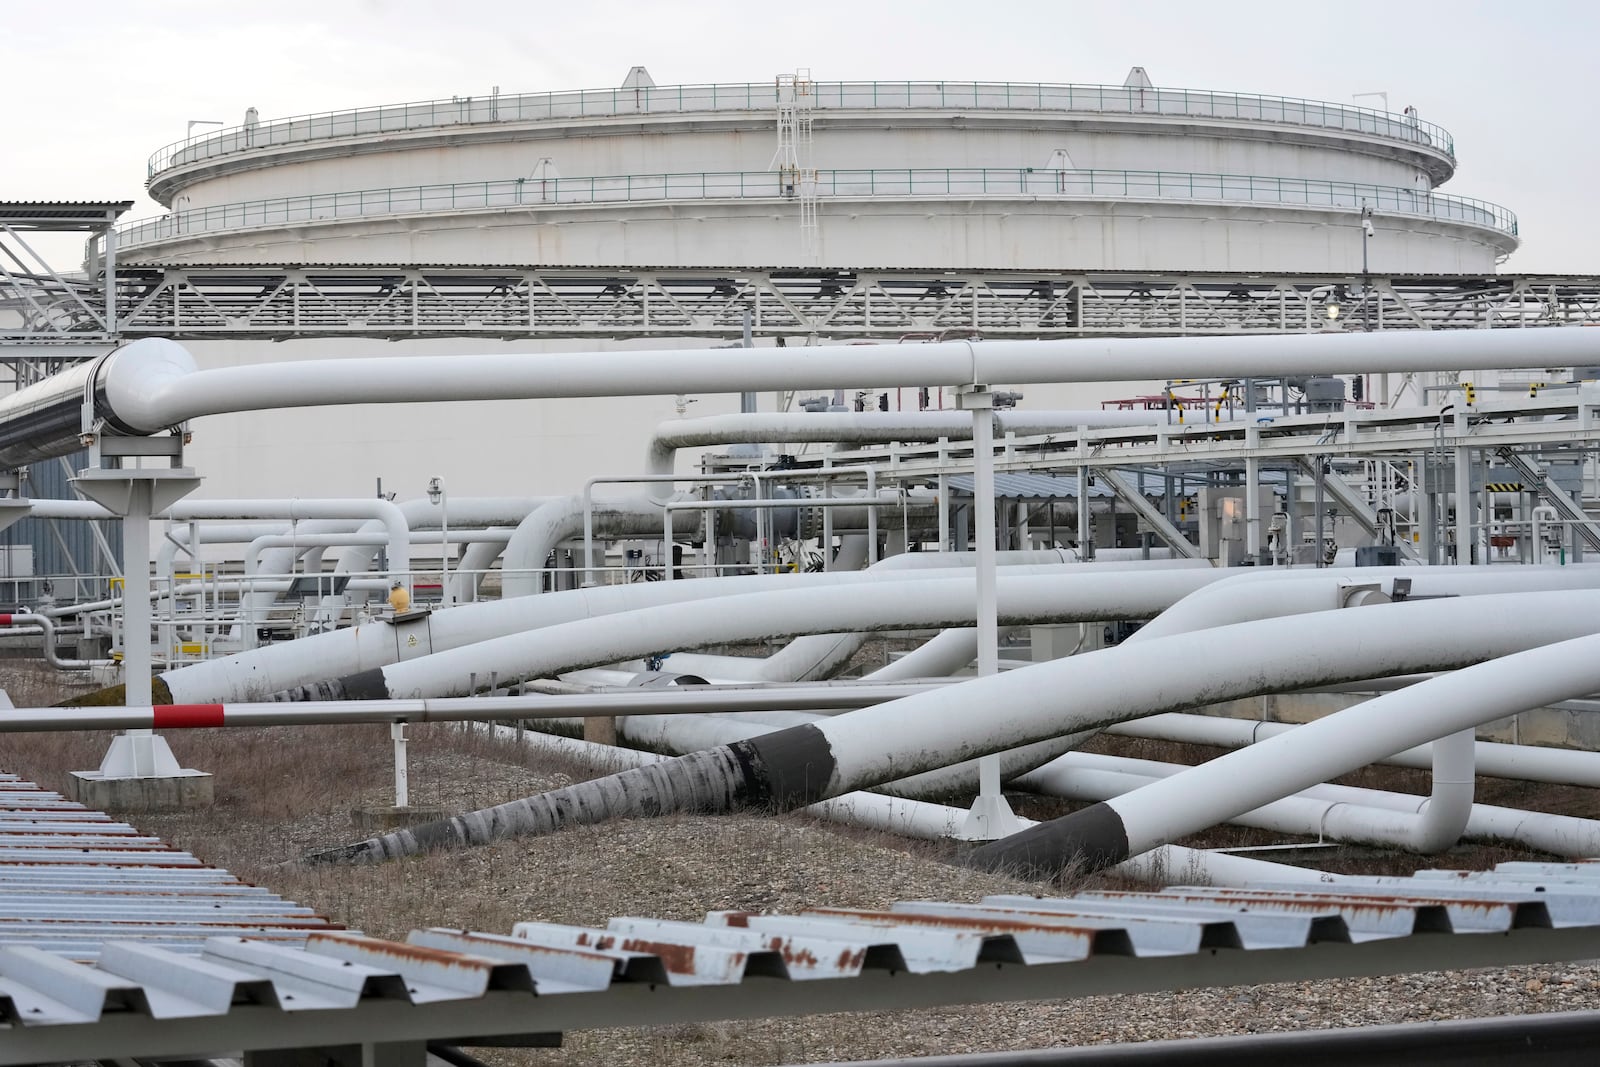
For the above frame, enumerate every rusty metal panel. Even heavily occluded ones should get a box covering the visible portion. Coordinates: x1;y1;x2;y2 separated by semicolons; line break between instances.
885;900;1212;956
1143;887;1513;936
982;893;1346;949
3;773;1600;1067
511;920;750;986
408;928;618;993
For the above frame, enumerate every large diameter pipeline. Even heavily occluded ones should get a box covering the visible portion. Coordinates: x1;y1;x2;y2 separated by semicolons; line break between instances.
966;632;1600;877
12;330;1600;436
274;568;1221;701
305;590;1600;864
126;559;1200;705
0;339;194;467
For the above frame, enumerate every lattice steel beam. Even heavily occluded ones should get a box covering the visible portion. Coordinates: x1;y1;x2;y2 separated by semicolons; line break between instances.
6;266;1600;345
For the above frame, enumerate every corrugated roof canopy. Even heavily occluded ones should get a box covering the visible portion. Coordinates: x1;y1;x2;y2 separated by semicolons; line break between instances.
945;473;1116;500
0;201;133;229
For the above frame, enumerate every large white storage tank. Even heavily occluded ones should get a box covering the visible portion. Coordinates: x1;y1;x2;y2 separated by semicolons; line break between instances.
106;68;1520;498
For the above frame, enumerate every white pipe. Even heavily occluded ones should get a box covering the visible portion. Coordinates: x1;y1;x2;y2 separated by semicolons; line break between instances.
279;567;1229;701
643;535;873;682
157;522;290;569
1132;563;1600;644
324;497;548;609
0;611;114;669
1021;749;1600;857
861;628;985;682
477;722;1330;887
1016;731;1474;854
971;630;1600;875
94;331;1600;432
655;558;1191;692
643;410;1167;481
243;528;512;568
1108;713;1600;788
318;590;1600;863
15;499;113;520
1297;780;1600;856
501;495;690;598
169;499;411;587
450;533;515;604
149;562;1229;704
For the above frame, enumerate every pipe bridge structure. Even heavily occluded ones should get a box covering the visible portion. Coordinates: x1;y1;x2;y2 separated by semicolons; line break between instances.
8;265;1600;348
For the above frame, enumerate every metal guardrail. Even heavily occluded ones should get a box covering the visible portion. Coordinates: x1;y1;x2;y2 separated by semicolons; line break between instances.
110;167;1516;251
146;80;1455;181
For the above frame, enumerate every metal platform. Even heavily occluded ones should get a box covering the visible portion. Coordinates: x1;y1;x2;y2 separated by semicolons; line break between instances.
3;767;1600;1064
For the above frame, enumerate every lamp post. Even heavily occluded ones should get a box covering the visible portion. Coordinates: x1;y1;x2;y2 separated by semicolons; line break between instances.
427;477;450;607
1360;202;1374;275
1360;202;1375;341
185;118;223;144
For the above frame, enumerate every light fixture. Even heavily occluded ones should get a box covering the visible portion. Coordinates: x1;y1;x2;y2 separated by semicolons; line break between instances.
426;476;442;505
1325;297;1342;321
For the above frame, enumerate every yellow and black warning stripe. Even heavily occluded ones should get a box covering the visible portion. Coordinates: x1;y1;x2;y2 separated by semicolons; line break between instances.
1484;482;1524;493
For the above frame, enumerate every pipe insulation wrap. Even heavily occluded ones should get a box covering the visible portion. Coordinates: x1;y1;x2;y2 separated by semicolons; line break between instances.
308;590;1600;864
968;630;1600;877
478;722;1331;887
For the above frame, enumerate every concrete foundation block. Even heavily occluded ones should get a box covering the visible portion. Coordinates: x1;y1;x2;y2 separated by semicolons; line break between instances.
66;769;214;811
351;805;452;835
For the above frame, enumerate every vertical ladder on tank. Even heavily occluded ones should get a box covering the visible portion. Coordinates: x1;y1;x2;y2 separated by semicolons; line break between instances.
772;69;819;265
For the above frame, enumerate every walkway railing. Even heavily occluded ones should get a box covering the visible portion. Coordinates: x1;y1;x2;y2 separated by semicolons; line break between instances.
146;80;1455;181
111;168;1517;251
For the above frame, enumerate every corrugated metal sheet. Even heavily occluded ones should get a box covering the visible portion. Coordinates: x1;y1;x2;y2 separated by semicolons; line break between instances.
0;772;338;962
0;202;131;222
945;473;1116;500
2;772;1599;1062
7;451;121;606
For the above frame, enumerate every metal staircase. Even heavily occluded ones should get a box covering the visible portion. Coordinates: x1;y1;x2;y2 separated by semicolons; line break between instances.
1494;446;1600;552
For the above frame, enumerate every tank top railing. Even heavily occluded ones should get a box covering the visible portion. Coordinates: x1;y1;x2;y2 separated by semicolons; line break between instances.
109;167;1515;252
146;81;1455;181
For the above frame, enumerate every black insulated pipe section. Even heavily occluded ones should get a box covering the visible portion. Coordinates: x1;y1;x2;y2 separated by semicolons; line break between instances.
962;802;1131;878
271;668;387;702
302;724;840;864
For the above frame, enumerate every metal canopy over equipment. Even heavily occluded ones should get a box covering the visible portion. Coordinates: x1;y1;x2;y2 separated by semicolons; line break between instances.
0;202;133;229
0;201;133;370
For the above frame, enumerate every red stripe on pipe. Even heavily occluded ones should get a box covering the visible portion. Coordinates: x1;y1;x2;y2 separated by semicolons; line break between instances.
153;704;226;728
0;614;11;625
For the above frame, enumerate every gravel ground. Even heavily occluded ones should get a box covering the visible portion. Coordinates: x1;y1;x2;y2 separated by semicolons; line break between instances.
109;723;1587;1062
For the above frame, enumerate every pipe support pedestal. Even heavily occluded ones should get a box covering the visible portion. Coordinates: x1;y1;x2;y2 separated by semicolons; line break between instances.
954;387;1020;840
68;463;212;810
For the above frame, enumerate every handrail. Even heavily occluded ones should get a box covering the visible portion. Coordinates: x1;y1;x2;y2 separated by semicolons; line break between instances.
108;167;1517;252
146;80;1455;182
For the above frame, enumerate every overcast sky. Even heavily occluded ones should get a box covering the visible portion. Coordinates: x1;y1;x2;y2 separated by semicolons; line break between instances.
7;0;1591;272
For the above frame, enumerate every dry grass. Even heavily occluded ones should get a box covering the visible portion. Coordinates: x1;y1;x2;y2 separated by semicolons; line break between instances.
4;661;1600;1064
